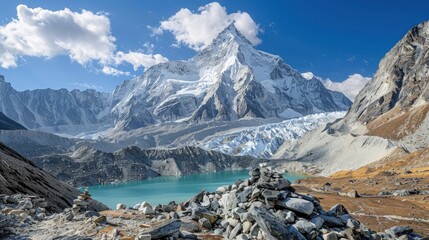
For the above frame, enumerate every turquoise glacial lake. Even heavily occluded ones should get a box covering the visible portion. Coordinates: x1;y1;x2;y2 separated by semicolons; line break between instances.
87;170;307;209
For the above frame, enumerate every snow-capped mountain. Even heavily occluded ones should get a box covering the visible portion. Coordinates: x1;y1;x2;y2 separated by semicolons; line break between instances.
0;75;111;129
110;24;351;130
0;24;351;133
301;72;352;109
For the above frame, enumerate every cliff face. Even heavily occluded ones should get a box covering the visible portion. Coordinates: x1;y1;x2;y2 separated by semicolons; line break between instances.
346;21;429;126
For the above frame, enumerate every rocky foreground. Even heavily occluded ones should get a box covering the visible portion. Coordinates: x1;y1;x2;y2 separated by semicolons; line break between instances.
1;168;424;239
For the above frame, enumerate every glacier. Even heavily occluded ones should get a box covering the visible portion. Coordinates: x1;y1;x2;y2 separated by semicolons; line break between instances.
197;111;346;158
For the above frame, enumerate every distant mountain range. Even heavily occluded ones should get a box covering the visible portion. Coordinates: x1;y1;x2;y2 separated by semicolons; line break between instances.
0;24;351;134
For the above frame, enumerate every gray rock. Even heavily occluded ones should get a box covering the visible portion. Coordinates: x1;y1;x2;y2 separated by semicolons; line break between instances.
17;200;33;210
310;216;324;229
319;215;345;228
262;189;280;200
287;225;307;240
135;234;151;240
346;218;360;229
385;226;413;237
347;190;359;198
328;204;348;216
239;212;253;222
84;210;100;218
250;207;291;239
249;223;260;238
276;197;314;215
242;221;253;234
392;189;419;196
199;218;212;229
237;187;253;203
285;210;295;223
210;200;220;211
221;191;238;212
116;203;126;210
229;222;243;239
294;219;315;234
140;219;182;239
236;233;249;240
180;221;200;233
169;211;179;219
323;232;338;240
181;231;197;239
213;228;224;235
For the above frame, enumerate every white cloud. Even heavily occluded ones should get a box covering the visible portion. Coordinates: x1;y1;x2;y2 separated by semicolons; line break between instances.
101;66;130;76
323;74;371;100
114;51;168;71
153;2;261;51
0;5;168;75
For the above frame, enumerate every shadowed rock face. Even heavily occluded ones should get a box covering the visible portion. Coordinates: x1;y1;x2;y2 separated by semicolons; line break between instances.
346;21;429;124
0;112;26;130
0;142;108;212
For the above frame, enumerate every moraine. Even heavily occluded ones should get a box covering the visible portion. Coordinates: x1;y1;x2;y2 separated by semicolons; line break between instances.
86;170;307;209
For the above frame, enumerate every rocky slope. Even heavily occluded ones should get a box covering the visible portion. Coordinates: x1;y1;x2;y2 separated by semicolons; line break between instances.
0;112;25;130
31;145;260;187
345;21;429;126
5;167;423;239
111;24;350;131
274;20;429;175
0;142;107;213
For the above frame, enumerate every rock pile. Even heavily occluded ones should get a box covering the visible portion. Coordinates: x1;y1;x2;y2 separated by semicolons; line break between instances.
153;167;421;240
71;188;92;216
0;194;48;237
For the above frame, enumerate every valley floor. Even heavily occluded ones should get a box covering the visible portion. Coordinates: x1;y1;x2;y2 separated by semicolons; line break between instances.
296;167;429;235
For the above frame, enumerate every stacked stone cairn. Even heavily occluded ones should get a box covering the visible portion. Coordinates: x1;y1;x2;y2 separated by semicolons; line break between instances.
72;188;92;215
0;194;48;237
65;188;105;223
133;167;422;239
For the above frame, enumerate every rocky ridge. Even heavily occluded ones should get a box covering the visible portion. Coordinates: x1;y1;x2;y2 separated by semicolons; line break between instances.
0;75;111;129
31;145;260;187
6;167;423;239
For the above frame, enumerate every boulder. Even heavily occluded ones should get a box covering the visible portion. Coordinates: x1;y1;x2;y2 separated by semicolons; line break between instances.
347;190;359;198
199;217;212;229
116;203;126;210
250;207;292;239
140;219;182;239
220;191;238;212
385;226;413;238
276;197;314;215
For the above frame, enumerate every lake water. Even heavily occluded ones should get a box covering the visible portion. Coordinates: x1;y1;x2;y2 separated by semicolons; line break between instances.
87;170;307;209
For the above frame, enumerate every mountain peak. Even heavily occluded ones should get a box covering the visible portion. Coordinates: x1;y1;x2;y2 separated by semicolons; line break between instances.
210;22;253;47
0;75;5;82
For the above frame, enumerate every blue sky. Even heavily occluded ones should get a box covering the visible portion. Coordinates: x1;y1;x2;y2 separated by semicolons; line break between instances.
0;0;428;93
